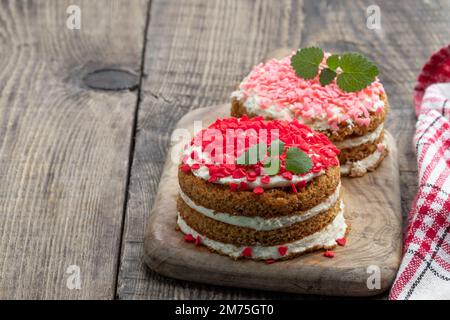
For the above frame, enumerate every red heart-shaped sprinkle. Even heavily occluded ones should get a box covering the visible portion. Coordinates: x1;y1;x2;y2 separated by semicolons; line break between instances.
241;247;253;257
291;183;298;193
278;246;288;256
336;237;346;246
260;175;271;184
180;164;191;173
323;250;335;258
253;187;264;195
229;183;239;191
184;234;195;242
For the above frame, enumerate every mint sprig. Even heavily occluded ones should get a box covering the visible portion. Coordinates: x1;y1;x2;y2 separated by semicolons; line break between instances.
335;53;379;92
237;141;313;176
326;54;340;70
290;47;379;93
285;147;313;174
290;47;323;80
319;68;337;86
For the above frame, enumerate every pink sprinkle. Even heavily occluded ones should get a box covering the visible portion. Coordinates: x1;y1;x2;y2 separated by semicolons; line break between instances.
237;54;385;130
291;183;298;193
336;237;346;246
253;187;264;195
229;183;239;191
181;116;341;187
297;180;306;189
232;168;246;179
242;247;252;257
190;150;198;160
323;251;335;258
180;164;191;173
247;171;257;178
377;143;385;153
355;117;371;127
239;181;249;190
184;234;195;243
260;176;271;184
278;246;288;256
282;171;293;180
208;176;218;183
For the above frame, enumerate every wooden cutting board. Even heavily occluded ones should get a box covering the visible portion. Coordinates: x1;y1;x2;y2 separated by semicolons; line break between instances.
143;104;402;297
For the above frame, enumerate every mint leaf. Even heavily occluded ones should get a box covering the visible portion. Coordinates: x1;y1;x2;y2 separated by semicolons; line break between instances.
326;54;340;70
336;53;379;92
267;139;285;157
236;142;267;165
319;68;337;86
290;47;324;80
291;47;379;92
263;156;280;176
285;147;313;174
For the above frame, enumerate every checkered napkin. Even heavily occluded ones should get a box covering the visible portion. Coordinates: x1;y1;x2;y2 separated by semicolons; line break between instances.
389;45;450;300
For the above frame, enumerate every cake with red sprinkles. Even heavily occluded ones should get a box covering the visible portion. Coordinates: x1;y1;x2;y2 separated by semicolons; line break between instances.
231;48;389;177
177;116;347;261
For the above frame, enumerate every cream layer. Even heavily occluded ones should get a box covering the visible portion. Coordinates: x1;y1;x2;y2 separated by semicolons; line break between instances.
184;145;324;189
334;124;384;149
177;201;346;260
340;138;388;176
231;90;385;132
179;183;341;231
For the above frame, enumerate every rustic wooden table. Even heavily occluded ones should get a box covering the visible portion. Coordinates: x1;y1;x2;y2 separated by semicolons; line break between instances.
0;0;448;299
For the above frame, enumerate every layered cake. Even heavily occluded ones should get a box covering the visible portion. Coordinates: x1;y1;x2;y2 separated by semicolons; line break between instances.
231;49;389;177
177;116;347;261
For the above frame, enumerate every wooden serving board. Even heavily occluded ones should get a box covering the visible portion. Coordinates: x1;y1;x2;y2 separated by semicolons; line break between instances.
143;104;402;297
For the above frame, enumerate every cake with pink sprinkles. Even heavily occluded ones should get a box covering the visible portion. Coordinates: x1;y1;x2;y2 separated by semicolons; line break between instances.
231;49;389;177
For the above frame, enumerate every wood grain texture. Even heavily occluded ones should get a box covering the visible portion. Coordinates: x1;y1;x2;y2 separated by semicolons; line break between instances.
117;0;309;300
0;0;148;299
143;104;402;297
118;0;450;299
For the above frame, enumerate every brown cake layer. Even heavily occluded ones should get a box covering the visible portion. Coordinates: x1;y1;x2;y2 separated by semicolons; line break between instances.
178;166;340;218
231;93;389;142
338;130;385;164
342;147;389;178
177;196;342;246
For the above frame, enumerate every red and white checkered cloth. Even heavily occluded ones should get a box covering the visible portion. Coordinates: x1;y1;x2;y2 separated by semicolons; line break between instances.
389;45;450;300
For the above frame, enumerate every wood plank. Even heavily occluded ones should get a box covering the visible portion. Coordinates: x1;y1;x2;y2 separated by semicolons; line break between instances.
0;0;148;299
117;0;309;300
143;104;402;297
118;0;450;299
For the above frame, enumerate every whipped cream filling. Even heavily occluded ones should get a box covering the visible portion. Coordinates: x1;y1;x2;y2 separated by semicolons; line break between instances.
334;124;384;149
231;91;332;131
231;90;385;132
177;201;346;260
179;183;341;231
340;138;388;175
184;145;324;188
